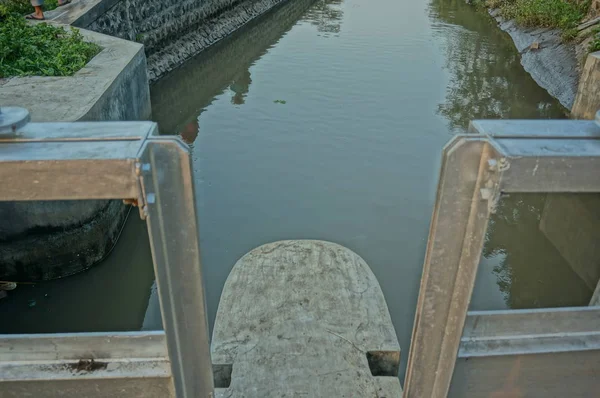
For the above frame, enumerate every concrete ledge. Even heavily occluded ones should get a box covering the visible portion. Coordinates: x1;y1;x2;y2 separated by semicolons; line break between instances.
44;0;121;28
0;26;150;122
0;27;150;281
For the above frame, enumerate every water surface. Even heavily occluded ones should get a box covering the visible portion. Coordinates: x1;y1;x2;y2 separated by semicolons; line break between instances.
3;0;590;384
151;0;580;378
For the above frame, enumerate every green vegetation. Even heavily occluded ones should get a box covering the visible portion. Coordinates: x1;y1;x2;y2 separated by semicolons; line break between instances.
0;12;101;78
590;28;600;51
478;0;590;40
502;0;587;30
273;99;287;104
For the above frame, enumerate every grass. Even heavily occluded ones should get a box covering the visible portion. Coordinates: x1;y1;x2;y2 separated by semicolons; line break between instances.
0;11;101;78
478;0;590;40
590;28;600;51
502;0;586;30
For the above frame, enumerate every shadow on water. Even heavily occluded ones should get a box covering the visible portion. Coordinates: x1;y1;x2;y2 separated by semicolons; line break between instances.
303;0;343;36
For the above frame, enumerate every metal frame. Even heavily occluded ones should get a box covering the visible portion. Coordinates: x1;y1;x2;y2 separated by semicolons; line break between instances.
4;110;600;397
0;117;214;397
403;118;600;397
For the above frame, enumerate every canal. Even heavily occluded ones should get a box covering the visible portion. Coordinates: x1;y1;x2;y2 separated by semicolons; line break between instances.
1;0;593;384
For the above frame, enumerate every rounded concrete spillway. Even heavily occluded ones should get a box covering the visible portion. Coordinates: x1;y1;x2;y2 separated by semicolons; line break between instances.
211;240;402;397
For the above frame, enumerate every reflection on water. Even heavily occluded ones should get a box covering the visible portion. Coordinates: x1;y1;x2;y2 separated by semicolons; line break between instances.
1;0;588;384
230;69;252;105
151;0;318;134
303;0;343;36
471;194;593;311
429;0;566;132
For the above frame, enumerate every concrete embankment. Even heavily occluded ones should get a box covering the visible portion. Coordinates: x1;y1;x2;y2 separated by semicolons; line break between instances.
483;5;600;115
47;0;298;82
489;9;579;109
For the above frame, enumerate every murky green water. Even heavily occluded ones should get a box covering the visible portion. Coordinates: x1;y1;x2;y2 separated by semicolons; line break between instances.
2;0;592;384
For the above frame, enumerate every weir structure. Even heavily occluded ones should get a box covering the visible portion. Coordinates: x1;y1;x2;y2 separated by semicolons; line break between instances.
1;107;600;397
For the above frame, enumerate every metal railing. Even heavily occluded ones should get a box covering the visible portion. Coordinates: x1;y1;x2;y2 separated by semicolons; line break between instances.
404;112;600;397
3;106;600;397
0;107;214;397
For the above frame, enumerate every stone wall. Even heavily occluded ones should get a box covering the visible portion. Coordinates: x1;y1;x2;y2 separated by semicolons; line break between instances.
84;0;292;81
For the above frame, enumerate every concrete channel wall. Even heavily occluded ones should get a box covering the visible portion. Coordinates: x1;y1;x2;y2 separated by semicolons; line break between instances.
0;30;149;281
50;0;294;81
488;7;600;118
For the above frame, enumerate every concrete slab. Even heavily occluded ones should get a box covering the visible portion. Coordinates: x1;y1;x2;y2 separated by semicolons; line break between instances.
212;240;402;398
0;25;150;122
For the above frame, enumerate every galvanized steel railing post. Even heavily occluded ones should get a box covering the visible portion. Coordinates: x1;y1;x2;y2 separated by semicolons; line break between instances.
0;107;214;398
404;116;600;398
139;138;214;397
